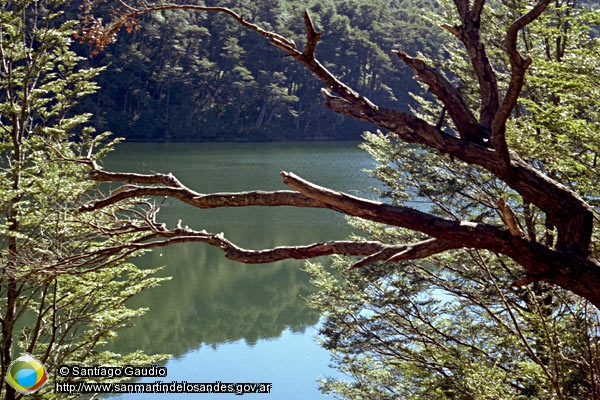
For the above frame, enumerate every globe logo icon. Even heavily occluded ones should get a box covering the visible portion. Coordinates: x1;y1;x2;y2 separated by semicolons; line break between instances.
5;353;48;394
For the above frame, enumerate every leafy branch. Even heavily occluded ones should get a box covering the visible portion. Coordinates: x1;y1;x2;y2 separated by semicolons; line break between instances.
77;1;600;309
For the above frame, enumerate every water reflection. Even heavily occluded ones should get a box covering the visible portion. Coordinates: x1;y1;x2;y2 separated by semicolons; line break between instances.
110;246;321;356
102;142;377;398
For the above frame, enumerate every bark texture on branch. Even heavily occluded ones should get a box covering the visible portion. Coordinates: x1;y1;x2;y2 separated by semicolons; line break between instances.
83;162;600;309
80;1;600;309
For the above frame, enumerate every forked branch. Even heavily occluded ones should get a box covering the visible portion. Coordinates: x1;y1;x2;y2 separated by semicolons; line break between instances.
394;51;486;145
450;0;500;132
82;162;600;309
77;1;600;308
491;0;552;164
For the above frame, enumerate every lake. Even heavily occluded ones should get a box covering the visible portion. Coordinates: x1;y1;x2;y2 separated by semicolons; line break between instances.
102;141;380;399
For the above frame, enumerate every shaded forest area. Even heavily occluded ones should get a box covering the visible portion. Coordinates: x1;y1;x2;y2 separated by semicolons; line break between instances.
74;0;441;141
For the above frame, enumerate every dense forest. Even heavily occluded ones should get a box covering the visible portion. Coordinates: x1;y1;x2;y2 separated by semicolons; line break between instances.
73;0;441;141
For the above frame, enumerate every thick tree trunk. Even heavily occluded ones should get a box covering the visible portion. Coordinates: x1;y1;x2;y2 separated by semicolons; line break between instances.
79;0;600;309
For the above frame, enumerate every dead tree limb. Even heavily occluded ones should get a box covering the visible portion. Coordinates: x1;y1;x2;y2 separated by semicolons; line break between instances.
77;1;600;308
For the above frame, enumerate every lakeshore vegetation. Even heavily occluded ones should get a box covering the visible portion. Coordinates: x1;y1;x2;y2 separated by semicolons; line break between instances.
1;0;599;399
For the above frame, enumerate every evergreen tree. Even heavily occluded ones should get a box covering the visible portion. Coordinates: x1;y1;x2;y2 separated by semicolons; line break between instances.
0;1;167;398
306;1;600;398
77;0;439;141
69;0;600;396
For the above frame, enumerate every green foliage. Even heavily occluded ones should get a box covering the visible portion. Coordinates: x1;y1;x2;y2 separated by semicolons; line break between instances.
74;0;443;141
308;242;600;398
510;4;600;200
0;1;168;398
307;1;600;398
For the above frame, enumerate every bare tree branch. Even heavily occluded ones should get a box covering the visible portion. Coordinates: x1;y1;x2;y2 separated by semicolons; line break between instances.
77;2;600;308
302;9;321;59
81;185;326;212
472;0;486;19
82;2;592;255
498;198;526;238
82;158;600;307
491;0;552;165
85;166;506;242
394;51;487;145
280;171;493;239
451;0;500;133
350;239;459;269
90;168;183;188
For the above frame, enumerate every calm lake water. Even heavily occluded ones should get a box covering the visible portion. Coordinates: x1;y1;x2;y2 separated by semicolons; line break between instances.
102;141;380;399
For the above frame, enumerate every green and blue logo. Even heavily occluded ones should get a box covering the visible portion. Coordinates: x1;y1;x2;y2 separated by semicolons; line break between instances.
5;353;48;395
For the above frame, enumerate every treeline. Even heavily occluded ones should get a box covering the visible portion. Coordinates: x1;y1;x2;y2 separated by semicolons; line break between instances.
74;0;441;141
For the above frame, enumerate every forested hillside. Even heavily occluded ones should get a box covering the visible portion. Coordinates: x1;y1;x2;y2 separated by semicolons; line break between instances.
74;0;441;141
